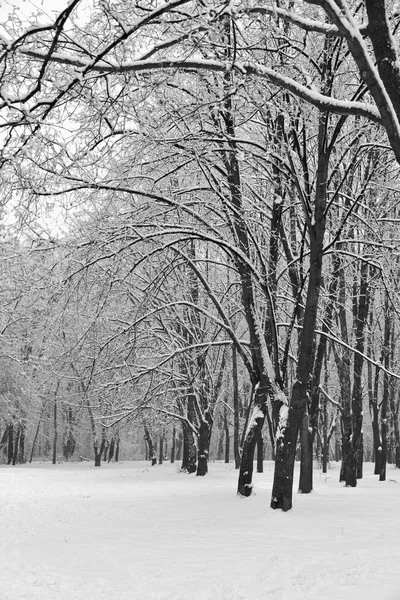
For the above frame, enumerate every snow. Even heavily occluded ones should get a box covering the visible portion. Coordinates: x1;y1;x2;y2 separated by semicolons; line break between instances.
275;403;289;441
1;460;400;599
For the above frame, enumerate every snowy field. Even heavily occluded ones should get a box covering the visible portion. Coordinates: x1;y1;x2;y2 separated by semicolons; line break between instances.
1;460;400;600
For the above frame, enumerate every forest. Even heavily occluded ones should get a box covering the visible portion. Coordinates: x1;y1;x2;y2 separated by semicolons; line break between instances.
1;0;400;513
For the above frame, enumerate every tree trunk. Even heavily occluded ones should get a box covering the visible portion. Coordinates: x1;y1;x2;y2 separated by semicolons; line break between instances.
232;344;241;469
143;423;157;466
256;429;263;473
322;393;328;473
108;438;115;462
159;433;164;465
380;291;393;481
7;423;13;465
197;413;212;476
299;411;312;491
94;444;101;467
52;391;57;465
170;426;176;463
238;384;268;496
30;400;47;463
115;437;120;462
181;421;196;473
223;408;230;464
12;424;21;466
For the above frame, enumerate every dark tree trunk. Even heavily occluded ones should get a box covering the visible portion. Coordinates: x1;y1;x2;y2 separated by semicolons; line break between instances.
299;411;312;491
159;433;164;465
170;426;176;463
265;406;275;460
322;394;328;473
52;392;58;465
181;421;196;473
7;423;13;465
197;413;213;476
94;445;101;467
108;438;115;462
18;425;25;463
12;425;21;466
223;408;230;464
346;261;369;484
30;400;47;463
115;437;120;462
256;430;263;473
143;424;157;466
238;384;268;496
272;103;329;508
335;263;353;483
175;432;183;461
232;344;241;469
379;291;393;481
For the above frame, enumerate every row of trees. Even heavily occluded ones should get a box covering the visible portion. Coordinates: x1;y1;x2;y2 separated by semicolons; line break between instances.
1;0;400;510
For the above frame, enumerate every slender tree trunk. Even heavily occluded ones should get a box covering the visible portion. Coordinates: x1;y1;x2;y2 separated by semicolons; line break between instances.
115;436;120;462
380;291;393;481
171;425;176;463
272;108;329;508
265;406;275;460
7;423;13;465
197;412;213;476
12;424;21;466
159;433;164;465
232;344;241;469
52;391;58;465
322;393;328;473
256;430;263;473
223;408;230;464
343;261;370;485
143;424;157;466
30;400;47;463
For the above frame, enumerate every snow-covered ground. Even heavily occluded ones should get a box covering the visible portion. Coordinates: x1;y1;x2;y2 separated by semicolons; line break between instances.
1;460;399;600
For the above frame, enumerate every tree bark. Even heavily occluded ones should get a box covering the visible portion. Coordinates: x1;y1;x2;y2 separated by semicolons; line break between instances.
197;412;213;476
170;425;176;464
273;107;329;508
143;424;157;466
181;421;196;473
232;344;241;469
256;429;263;473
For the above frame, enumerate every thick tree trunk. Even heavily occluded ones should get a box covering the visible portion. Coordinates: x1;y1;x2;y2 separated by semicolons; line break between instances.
94;444;101;467
238;382;273;496
197;413;212;476
181;421;196;473
108;438;115;462
299;411;313;491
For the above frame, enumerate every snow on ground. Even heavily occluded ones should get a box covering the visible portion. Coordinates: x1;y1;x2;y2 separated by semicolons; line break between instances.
1;460;400;600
